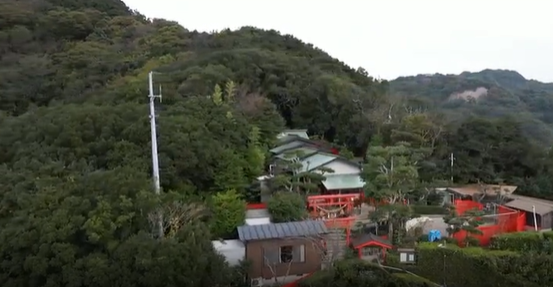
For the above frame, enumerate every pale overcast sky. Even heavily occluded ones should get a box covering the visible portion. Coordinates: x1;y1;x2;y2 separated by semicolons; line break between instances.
124;0;553;82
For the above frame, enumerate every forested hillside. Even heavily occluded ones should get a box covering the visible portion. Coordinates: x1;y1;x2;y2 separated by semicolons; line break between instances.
0;0;387;286
3;0;553;286
390;69;553;145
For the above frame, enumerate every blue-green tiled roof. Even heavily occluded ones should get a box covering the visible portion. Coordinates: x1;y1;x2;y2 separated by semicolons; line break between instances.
322;174;365;190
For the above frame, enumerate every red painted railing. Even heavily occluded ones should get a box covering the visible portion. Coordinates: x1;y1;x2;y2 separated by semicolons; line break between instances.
246;203;267;210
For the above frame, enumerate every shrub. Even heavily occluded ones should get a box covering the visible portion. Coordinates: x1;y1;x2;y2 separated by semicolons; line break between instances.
464;236;480;247
411;205;447;215
267;192;307;223
297;270;334;287
298;259;435;287
543;230;553;241
392;273;434;287
489;232;544;252
415;242;543;287
210;189;246;239
443;237;458;245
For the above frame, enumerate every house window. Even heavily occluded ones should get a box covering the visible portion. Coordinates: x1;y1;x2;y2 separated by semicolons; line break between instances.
398;248;416;264
279;245;305;263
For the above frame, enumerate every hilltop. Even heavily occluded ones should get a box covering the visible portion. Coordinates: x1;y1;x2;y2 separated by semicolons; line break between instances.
1;0;384;152
390;69;553;145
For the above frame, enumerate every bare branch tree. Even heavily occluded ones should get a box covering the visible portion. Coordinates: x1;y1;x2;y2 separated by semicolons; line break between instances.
262;256;294;285
148;202;208;238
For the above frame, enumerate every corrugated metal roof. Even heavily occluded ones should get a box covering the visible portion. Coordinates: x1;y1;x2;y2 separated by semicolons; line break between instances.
504;197;553;215
447;185;518;196
300;153;337;172
322;174;365;190
237;220;328;241
509;194;553;205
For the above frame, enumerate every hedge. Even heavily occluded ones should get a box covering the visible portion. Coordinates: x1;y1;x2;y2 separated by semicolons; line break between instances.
392;273;434;287
490;231;553;254
411;205;447;215
415;242;545;287
298;259;436;287
543;230;553;240
489;231;544;252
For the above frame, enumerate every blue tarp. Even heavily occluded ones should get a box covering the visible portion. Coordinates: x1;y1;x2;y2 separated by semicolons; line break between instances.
428;229;442;242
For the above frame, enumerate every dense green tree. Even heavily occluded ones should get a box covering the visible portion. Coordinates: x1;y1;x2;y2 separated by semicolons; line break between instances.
209;189;246;239
0;166;232;287
362;143;423;239
267;192;308;223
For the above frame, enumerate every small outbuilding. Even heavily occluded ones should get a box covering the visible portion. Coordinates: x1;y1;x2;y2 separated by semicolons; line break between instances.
350;233;393;262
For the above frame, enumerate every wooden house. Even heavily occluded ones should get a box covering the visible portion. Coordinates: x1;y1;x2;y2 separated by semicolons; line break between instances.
237;220;328;286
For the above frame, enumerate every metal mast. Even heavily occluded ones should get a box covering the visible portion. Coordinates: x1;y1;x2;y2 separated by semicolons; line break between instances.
148;71;163;238
450;153;455;184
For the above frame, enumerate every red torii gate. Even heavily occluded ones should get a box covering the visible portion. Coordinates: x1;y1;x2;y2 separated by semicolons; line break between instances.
307;193;361;244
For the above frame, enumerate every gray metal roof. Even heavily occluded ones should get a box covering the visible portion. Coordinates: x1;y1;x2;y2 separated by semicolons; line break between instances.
237;220;328;241
300;153;338;172
277;130;309;140
270;140;306;154
504;196;553;215
274;146;319;160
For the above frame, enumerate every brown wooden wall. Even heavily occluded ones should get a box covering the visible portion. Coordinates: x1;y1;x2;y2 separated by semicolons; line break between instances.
245;237;323;279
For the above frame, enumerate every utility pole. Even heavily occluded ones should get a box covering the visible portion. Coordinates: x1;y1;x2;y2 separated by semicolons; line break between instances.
449;153;455;184
148;71;163;239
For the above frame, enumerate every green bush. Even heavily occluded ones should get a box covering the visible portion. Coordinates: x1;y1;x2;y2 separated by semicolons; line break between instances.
386;250;401;267
415;242;543;287
266;192;307;223
411;205;447;215
418;234;430;242
543;230;553;241
298;270;334;287
489;232;544;252
444;237;458;245
392;273;434;287
298;259;435;287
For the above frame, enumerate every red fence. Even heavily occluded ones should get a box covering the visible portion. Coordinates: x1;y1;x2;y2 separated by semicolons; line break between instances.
452;199;525;246
246;202;267;210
